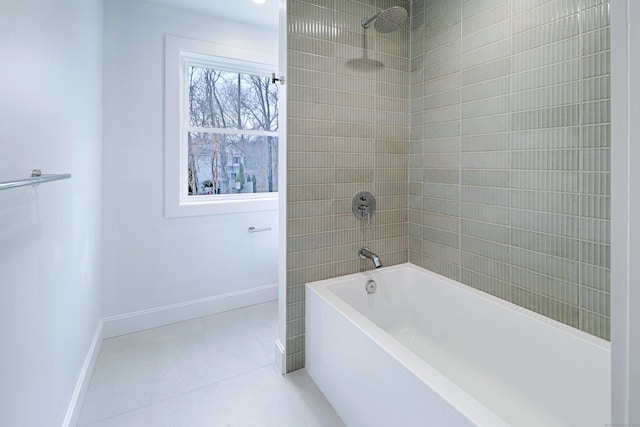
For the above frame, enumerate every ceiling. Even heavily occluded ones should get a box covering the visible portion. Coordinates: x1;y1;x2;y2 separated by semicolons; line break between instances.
146;0;279;30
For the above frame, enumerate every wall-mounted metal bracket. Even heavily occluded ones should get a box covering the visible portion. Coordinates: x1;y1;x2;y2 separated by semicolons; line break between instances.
271;73;285;84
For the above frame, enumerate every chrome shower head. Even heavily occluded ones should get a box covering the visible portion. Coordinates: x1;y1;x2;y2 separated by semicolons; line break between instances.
361;6;408;33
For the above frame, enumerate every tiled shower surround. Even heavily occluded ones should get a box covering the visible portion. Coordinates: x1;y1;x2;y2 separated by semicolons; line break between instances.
409;0;610;340
287;0;610;371
286;0;411;371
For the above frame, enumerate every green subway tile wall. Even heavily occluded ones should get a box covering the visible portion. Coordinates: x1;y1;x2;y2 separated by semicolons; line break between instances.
410;0;610;340
287;0;610;372
286;0;411;372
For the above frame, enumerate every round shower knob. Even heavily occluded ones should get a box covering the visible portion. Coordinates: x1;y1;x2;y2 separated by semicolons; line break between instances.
352;191;376;224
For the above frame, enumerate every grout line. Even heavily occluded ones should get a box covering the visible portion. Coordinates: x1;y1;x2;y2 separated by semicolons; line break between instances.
577;0;585;331
458;0;463;281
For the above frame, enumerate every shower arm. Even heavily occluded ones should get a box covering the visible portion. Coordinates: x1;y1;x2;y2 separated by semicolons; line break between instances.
361;11;382;29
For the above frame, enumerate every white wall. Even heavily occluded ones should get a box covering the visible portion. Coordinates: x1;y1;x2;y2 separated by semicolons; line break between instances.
276;0;289;374
611;1;640;423
102;0;279;323
0;0;103;425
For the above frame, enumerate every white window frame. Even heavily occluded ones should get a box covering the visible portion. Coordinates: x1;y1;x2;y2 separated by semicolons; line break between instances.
165;35;279;218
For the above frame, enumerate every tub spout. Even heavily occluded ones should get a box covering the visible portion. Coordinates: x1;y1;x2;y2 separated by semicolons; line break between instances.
358;247;382;268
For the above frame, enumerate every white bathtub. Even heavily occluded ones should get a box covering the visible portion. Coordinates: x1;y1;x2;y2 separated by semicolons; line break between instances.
305;263;610;427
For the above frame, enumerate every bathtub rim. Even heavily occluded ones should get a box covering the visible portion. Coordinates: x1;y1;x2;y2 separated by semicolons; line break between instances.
305;262;610;427
307;263;610;351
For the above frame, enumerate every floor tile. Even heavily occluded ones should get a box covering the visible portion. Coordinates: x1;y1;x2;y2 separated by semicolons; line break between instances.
152;317;204;342
150;332;217;401
85;384;228;427
217;365;345;427
204;327;273;382
83;405;154;427
79;346;155;424
78;301;343;427
99;329;155;357
218;366;314;427
285;370;346;427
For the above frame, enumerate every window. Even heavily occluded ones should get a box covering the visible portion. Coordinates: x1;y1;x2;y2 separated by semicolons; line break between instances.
186;65;279;196
165;36;279;217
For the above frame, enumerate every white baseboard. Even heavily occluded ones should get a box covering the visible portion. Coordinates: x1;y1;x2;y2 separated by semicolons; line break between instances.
102;284;278;338
274;338;286;375
63;320;103;427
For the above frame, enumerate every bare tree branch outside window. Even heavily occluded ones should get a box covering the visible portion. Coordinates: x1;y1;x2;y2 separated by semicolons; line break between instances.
186;65;278;196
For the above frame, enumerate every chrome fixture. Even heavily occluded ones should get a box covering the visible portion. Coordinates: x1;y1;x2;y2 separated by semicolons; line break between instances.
271;73;285;84
0;169;71;191
248;226;272;233
353;191;376;225
359;247;382;268
365;279;377;294
361;6;408;33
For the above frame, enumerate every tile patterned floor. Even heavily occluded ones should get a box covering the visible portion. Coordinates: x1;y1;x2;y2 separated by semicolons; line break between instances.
78;301;344;427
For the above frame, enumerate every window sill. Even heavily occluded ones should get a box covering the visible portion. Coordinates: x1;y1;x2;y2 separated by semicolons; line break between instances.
165;195;278;218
